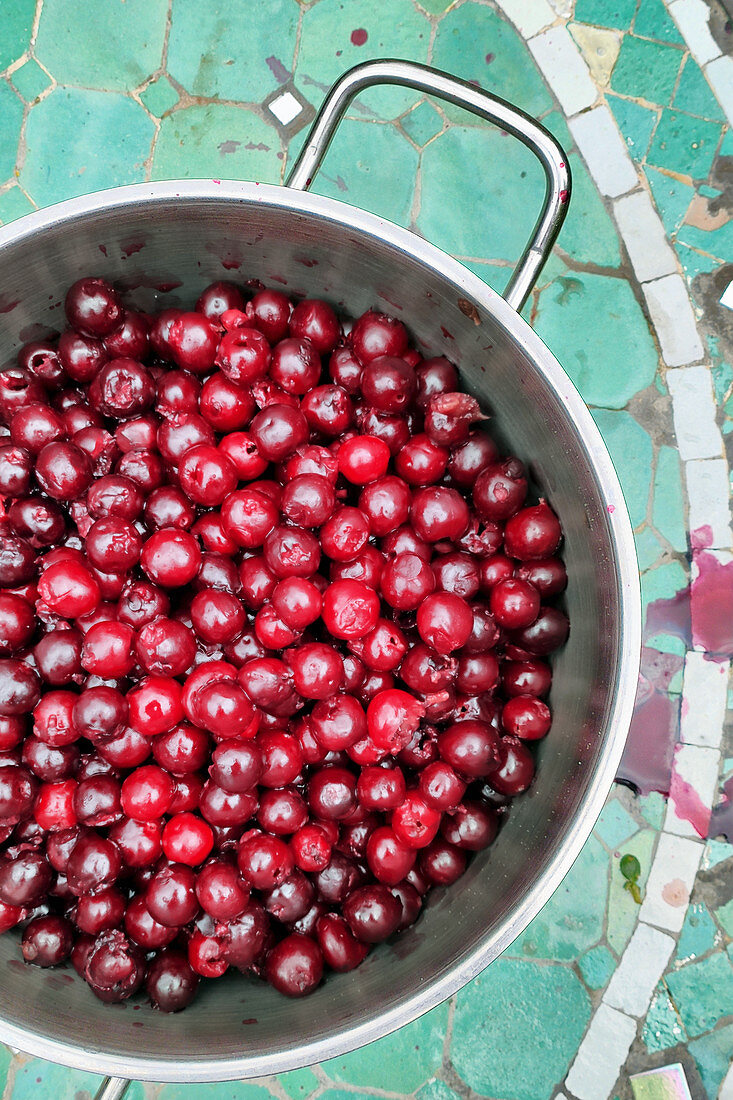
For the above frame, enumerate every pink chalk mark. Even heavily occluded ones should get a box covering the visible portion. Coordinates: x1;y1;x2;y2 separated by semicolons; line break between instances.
607;503;615;513
661;878;688;907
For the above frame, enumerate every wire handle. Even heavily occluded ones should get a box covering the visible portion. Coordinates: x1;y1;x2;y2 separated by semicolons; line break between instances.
286;58;571;313
93;1077;130;1100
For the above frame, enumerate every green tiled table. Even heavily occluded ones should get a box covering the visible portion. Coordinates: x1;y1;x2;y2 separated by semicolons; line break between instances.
1;0;732;1097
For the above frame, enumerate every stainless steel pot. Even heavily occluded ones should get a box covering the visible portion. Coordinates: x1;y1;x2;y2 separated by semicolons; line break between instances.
0;61;640;1098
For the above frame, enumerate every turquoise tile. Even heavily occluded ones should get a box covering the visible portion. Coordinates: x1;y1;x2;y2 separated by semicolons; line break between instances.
297;0;430;119
159;1084;271;1100
10;58;52;103
675;244;721;280
715;895;733;937
634;0;685;43
608;94;658;162
677;216;733;260
666;953;733;1036
646;165;695;234
653;445;688;552
419;125;542;262
152;104;281;184
675;902;718;962
35;0;167;91
277;1068;319;1099
562;149;623;266
635;526;665;571
22;88;154;205
170;0;299;103
647;109;723;178
512;835;608;961
704;838;733;869
641;561;689;617
0;82;24;181
578;944;617;990
594;798;639;849
607;831;657;954
10;1059;145;1100
688;1023;733;1100
401;100;443;147
322;1001;449;1092
640;791;666;829
452;959;590;1100
0;185;35;223
721;129;733;156
304;118;418;226
433;4;553;122
610;36;683;104
673;56;725;121
0;0;35;70
0;1048;10;1091
574;0;637;30
642;984;687;1052
534;273;658;410
417;1082;462;1100
592;410;653;528
140;75;179;118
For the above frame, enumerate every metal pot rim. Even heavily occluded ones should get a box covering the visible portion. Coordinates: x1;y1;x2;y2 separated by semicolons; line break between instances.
0;177;641;1081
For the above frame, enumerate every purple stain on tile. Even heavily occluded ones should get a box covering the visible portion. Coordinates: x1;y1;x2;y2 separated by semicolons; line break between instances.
618;672;678;795
120;239;144;257
709;775;733;841
351;28;368;46
485;52;495;63
691;550;733;653
265;56;290;84
645;587;692;647
218;140;241;155
245;141;270;151
691;524;713;549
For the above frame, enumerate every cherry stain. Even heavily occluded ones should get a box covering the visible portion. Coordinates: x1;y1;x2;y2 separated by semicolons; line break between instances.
690;549;733;654
350;28;368;46
669;767;711;837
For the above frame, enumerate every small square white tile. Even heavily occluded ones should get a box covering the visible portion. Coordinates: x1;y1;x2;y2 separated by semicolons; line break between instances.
639;832;702;933
569;106;638;197
668;0;722;65
268;91;303;126
721;279;733;311
604;923;676;1017
495;0;556;36
667;366;723;460
665;743;720;838
643;274;704;367
565;1004;637;1100
685;458;732;549
706;55;733;128
528;27;597;116
613;191;678;283
720;1059;733;1100
680;650;730;748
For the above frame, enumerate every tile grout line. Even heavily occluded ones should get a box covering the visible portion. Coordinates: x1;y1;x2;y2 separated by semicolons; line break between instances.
491;1;733;1097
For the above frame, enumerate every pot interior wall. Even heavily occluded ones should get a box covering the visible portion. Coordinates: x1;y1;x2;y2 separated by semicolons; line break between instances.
0;188;625;1079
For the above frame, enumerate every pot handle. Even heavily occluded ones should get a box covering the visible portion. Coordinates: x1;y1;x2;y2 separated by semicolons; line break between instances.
286;58;570;313
93;1077;130;1100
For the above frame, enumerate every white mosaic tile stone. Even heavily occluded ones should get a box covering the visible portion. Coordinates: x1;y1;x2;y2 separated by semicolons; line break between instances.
685;458;732;549
603;923;676;1017
638;833;703;933
613;191;678;283
643;275;705;367
667;0;722;65
568;106;638;197
494;0;557;37
665;743;721;838
705;55;733;129
564;1004;637;1100
667;366;724;460
528;27;598;116
679;650;730;749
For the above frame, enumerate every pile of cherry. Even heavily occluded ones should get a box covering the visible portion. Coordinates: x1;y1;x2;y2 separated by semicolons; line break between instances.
0;276;568;1011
